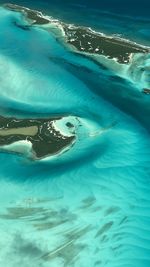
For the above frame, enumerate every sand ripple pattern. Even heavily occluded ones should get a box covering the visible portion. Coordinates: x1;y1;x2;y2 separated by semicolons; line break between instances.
0;5;149;267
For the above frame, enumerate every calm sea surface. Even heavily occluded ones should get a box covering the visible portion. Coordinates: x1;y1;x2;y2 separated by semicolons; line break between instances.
0;1;150;266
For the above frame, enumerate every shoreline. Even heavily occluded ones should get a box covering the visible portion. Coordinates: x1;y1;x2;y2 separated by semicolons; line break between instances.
4;3;150;64
0;115;76;159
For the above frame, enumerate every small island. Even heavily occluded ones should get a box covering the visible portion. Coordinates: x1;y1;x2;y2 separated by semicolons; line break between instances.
0;116;76;159
143;88;150;95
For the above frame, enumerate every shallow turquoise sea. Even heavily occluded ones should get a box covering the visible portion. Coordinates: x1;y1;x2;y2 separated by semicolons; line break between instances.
0;1;150;267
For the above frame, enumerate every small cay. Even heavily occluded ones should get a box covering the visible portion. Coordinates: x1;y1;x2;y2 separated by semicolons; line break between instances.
0;116;77;159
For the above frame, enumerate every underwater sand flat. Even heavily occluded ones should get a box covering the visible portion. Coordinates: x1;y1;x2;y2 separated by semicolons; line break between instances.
0;3;150;267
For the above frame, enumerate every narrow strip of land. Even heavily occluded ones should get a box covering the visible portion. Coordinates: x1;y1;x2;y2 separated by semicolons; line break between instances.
4;3;150;64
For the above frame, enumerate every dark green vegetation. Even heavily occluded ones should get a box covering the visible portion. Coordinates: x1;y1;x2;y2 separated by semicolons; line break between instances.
0;116;75;159
4;3;50;24
63;26;150;64
5;3;150;64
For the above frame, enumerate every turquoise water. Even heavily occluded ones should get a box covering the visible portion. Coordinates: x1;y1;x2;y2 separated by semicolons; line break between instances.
0;4;150;267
